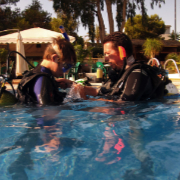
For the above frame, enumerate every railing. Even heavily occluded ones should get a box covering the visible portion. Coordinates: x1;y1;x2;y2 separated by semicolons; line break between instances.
147;58;161;67
164;59;180;79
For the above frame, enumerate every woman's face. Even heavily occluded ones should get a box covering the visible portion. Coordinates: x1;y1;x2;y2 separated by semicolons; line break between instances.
50;57;64;78
52;58;74;78
104;42;124;70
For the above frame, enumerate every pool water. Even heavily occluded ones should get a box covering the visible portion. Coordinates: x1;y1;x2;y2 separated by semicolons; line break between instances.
0;96;180;180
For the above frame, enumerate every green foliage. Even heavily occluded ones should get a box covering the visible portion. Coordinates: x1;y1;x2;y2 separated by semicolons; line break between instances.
50;18;61;32
74;36;84;48
95;24;100;43
74;44;93;64
92;47;103;58
51;0;165;43
0;0;51;32
21;0;51;29
0;48;8;63
125;14;165;39
165;53;180;63
50;11;78;35
52;0;96;42
142;38;163;58
15;18;30;30
168;31;180;41
0;0;19;5
0;7;21;33
164;53;180;73
150;0;165;8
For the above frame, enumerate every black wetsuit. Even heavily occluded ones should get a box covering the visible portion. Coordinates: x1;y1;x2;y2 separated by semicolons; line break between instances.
17;65;66;105
98;65;154;101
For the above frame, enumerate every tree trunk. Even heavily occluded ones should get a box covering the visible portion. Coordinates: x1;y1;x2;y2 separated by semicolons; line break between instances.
96;0;106;42
105;0;114;34
120;0;127;32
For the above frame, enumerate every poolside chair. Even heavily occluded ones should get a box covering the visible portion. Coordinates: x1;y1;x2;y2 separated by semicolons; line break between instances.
67;62;81;80
33;61;39;67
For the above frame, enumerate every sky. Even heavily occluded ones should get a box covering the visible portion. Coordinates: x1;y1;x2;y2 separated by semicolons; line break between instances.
10;0;180;39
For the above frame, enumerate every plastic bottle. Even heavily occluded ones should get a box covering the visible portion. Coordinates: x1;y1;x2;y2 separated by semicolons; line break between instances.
96;65;103;82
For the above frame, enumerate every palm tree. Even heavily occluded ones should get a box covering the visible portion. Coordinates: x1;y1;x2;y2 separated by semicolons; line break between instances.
95;25;100;43
142;38;163;59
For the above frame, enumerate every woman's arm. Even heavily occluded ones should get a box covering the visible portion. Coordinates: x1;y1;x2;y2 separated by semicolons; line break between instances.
56;78;73;89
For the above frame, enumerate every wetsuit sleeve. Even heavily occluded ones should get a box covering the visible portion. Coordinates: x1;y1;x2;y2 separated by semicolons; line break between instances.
120;69;153;101
34;76;56;105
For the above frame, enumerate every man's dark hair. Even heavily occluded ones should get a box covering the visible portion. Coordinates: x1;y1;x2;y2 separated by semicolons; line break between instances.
103;32;133;57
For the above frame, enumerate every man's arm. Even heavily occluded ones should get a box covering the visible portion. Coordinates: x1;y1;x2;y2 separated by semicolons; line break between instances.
84;86;99;96
56;78;99;97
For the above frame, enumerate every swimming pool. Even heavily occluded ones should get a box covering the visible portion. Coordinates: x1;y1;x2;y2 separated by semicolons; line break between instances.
0;95;180;180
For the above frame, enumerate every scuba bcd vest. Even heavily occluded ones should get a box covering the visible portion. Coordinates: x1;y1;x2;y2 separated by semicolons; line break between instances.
0;81;18;106
99;62;171;100
17;66;66;105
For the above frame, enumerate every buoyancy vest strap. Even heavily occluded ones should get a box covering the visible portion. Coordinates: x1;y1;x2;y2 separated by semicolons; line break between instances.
110;62;164;99
110;63;144;96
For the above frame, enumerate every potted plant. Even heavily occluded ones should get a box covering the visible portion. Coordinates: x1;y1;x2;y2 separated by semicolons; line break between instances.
74;44;94;73
142;38;163;59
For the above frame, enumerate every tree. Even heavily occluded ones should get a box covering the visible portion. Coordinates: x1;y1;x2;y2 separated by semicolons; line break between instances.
74;44;93;63
169;30;180;41
50;11;78;34
0;0;19;5
21;0;51;29
94;24;100;43
0;0;21;33
0;7;21;32
142;38;163;59
0;0;52;32
50;0;165;43
125;14;165;39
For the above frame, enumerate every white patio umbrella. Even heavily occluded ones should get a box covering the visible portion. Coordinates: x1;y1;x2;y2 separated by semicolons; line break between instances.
15;32;29;77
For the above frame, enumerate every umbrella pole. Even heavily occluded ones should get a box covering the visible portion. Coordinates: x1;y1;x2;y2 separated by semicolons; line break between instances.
5;43;10;76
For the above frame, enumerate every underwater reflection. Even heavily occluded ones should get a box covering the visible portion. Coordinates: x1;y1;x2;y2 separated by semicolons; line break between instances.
6;107;83;180
95;123;125;165
1;97;180;179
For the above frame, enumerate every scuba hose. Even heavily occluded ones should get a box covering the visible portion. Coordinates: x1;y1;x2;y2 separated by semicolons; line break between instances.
0;51;35;105
6;51;34;74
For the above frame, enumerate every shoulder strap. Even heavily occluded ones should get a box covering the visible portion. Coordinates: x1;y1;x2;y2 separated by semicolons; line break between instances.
17;66;55;104
110;62;165;99
110;62;144;95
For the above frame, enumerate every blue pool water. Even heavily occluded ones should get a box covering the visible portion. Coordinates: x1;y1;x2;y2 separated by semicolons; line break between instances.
0;96;180;180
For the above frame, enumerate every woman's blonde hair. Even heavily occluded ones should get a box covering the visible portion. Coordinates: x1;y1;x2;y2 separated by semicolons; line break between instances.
43;37;76;64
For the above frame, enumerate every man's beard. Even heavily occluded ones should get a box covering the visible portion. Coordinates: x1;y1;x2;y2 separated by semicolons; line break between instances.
108;68;122;83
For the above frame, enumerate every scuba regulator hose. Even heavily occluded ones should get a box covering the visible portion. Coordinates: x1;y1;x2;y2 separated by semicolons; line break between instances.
0;51;35;105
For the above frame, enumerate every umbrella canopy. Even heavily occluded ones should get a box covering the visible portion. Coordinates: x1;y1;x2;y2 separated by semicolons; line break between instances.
16;32;29;77
0;27;75;44
0;27;76;58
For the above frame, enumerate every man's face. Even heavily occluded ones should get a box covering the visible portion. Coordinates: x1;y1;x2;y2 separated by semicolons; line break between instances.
104;42;124;70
